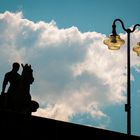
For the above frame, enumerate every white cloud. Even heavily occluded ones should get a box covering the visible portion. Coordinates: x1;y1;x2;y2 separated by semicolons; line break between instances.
0;11;140;127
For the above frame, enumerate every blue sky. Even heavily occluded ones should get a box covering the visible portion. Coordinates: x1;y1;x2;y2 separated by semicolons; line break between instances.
0;0;140;137
1;0;140;33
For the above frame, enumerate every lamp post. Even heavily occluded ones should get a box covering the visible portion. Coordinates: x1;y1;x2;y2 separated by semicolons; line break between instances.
103;19;140;135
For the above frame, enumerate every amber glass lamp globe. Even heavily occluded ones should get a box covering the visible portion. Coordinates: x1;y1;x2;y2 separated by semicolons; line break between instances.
103;34;125;50
133;42;140;56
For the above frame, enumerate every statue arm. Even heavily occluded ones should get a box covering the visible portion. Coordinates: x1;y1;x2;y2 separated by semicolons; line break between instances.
1;74;9;94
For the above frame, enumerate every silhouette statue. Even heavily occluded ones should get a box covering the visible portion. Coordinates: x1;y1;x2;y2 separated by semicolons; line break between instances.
1;62;21;109
0;62;39;115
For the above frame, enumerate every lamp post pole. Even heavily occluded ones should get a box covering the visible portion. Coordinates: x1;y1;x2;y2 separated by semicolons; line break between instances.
113;19;132;135
126;30;131;135
104;19;140;135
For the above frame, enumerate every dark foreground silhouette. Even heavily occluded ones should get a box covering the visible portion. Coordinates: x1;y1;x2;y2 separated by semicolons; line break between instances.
0;63;39;115
0;110;140;139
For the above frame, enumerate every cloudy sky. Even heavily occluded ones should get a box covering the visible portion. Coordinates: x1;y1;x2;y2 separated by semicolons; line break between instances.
0;0;140;136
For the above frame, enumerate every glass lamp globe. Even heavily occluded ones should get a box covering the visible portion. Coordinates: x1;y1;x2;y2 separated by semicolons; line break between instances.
103;34;125;50
133;42;140;56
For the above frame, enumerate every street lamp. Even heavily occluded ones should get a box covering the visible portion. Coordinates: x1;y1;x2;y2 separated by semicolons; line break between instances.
103;19;140;135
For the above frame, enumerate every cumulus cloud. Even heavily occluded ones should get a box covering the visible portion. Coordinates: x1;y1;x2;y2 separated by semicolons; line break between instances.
0;11;140;128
